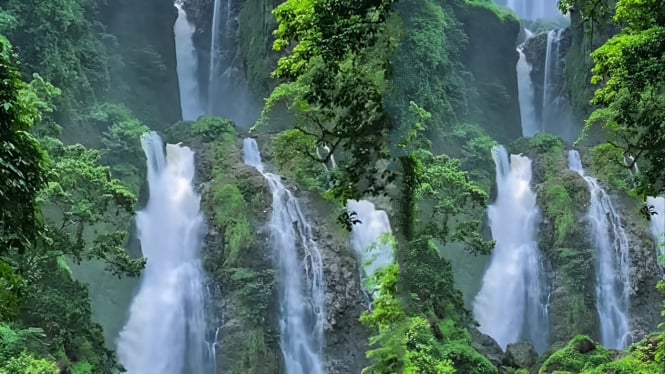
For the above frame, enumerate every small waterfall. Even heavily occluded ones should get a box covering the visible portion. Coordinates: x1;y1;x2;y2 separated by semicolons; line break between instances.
517;46;538;137
503;0;560;20
647;196;665;263
473;146;549;353
208;0;222;114
347;200;394;290
542;29;564;133
174;2;204;121
207;0;234;115
243;138;325;374
568;150;631;350
116;132;214;374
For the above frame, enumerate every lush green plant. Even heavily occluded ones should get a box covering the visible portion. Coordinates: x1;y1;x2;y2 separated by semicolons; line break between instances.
272;129;326;191
0;36;49;258
191;116;235;142
539;335;612;373
0;352;58;374
582;0;665;196
100;117;149;192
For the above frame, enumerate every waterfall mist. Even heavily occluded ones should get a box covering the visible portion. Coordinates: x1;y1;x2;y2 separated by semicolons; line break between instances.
116;132;214;374
473;146;550;353
243;138;325;374
569;150;632;350
499;0;561;20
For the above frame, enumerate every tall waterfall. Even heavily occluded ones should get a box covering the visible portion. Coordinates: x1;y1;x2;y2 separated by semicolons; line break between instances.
473;146;549;353
568;150;631;350
347;200;394;290
174;2;204;121
500;0;561;20
517;47;538;137
243;138;325;374
207;0;234;115
542;29;564;133
647;196;665;263
116;132;214;374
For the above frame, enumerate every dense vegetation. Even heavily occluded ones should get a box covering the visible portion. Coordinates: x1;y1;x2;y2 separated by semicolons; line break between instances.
0;0;664;372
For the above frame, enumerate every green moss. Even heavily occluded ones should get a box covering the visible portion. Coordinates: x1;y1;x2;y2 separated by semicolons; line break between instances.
543;183;575;246
580;335;665;374
539;336;612;374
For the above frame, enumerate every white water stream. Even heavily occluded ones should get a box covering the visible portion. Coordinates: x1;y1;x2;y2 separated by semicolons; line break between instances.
473;146;549;353
517;47;538;137
647;196;665;265
174;1;204;121
116;132;213;373
347;200;394;291
243;138;325;374
569;150;632;350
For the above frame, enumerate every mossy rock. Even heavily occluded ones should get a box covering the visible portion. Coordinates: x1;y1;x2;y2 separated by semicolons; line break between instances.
539;336;612;374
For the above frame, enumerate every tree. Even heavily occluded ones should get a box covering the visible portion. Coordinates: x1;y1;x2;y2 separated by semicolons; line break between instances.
584;0;665;196
30;136;144;278
0;35;49;257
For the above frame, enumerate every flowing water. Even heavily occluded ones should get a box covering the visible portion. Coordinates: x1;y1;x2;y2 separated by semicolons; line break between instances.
116;132;214;374
568;150;632;350
207;0;234;114
347;200;394;291
542;29;564;133
517;46;538;137
647;196;665;264
243;138;325;374
473;146;549;353
174;1;204;121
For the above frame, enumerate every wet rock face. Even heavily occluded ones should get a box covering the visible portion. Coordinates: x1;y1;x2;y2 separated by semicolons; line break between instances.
504;342;538;370
299;192;370;374
470;328;504;368
100;0;182;127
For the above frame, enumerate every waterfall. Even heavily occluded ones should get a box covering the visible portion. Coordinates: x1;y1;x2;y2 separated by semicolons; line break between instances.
207;0;234;115
503;0;560;20
208;0;222;114
473;146;549;353
568;150;631;350
174;2;204;121
347;200;394;290
116;132;214;374
243;138;325;374
647;196;665;264
542;29;564;133
517;46;538;137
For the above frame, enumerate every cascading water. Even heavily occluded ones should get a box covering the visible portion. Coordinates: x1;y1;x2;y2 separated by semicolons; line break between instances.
174;1;204;121
568;150;632;350
207;0;234;115
347;200;394;289
243;138;325;374
517;46;538;137
542;29;564;133
116;132;214;374
647;196;665;264
473;146;549;353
